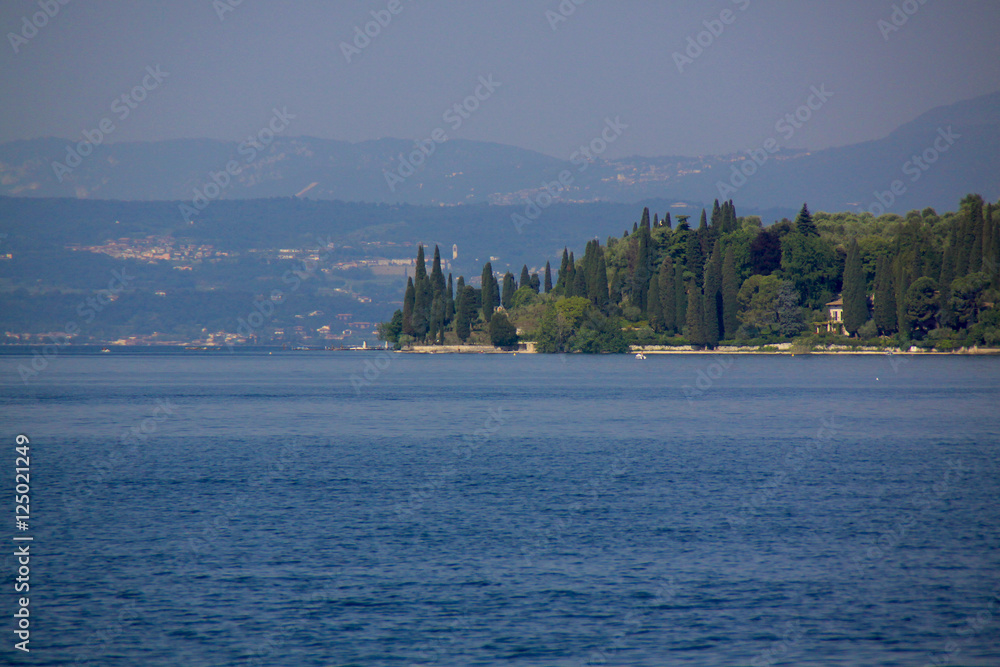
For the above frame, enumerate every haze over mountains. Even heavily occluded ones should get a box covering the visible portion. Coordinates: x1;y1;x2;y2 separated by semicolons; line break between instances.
2;92;997;215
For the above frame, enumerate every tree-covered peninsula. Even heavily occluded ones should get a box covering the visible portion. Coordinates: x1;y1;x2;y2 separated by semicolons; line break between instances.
378;195;1000;353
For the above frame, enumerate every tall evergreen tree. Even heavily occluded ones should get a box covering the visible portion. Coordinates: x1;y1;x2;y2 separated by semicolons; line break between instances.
685;230;704;287
501;272;516;308
413;279;431;339
699;209;708;230
659;257;676;333
530;273;541;293
640;207;651;230
937;243;956;329
402;277;415;336
653;213;659;228
446;273;455;322
557;248;570;293
687;284;707;347
722;246;739;339
663;212;672;229
415;245;427;283
873;255;897;335
711;199;722;228
647;271;664;332
455;285;473;341
594;253;610;310
842;238;868;335
566;252;577;297
544;261;553;293
674;263;687;328
430;245;446;297
795;203;818;236
703;243;723;346
519;265;531;290
481;262;497;322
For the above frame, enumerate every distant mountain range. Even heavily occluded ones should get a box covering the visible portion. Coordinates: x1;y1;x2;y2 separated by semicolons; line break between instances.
1;91;997;213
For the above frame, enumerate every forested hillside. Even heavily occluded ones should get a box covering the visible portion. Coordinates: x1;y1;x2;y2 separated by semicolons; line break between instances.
380;195;1000;352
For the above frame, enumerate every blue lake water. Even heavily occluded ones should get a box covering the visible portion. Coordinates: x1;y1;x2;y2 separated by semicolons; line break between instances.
1;352;999;666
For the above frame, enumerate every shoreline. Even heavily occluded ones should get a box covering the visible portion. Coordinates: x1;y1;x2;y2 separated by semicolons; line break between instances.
401;344;1000;355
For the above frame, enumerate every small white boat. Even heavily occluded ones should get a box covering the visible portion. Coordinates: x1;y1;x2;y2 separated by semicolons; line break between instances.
635;352;646;360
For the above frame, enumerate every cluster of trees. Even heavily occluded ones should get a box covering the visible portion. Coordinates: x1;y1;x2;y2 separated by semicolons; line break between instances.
380;195;1000;352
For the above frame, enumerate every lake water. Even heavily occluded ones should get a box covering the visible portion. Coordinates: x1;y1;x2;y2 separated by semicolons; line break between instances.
1;352;999;666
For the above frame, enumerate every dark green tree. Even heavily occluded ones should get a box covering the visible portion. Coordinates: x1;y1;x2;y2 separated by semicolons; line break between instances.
430;245;446;297
481;262;497;322
530;273;541;293
647;268;664;332
488;311;519;347
519;265;531;290
722;246;739;338
904;276;938;337
501;272;516;309
873;255;897;335
659;257;676;333
842;239;868;335
455;285;474;341
703;242;723;346
445;273;455;322
687;284;707;347
640;207;651;230
794;203;818;236
544;261;553;293
402;277;415;336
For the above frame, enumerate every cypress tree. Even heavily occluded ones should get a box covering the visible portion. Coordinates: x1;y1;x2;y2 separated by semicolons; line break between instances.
445;273;455;322
530;273;540;293
674;264;687;329
640;207;651;230
687;284;706;347
455;286;473;342
873;255;896;335
632;222;638;233
572;266;588;299
653;213;659;228
648;271;664;331
711;199;722;228
969;200;985;273
402;277;415;336
413;277;432;339
594;253;610;311
429;294;444;343
937;243;956;329
699;209;708;230
415;245;427;282
557;249;570;292
842;239;868;336
544;261;553;293
657;258;675;333
481;262;496;322
431;245;446;297
663;212;672;229
795;203;818;236
685;230;704;287
566;252;577;297
519;265;531;290
722;247;739;339
894;257;911;339
703;243;723;346
634;226;651;311
501;272;516;309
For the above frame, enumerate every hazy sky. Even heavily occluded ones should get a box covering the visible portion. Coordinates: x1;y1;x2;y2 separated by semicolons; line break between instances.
2;0;998;159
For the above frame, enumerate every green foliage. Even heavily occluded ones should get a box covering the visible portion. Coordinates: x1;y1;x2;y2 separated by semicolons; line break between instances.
488;311;518;347
842;238;868;335
780;232;838;309
377;309;403;343
904;276;939;338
